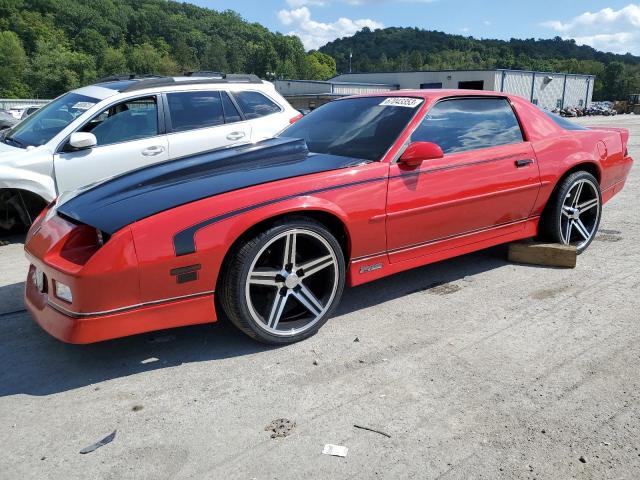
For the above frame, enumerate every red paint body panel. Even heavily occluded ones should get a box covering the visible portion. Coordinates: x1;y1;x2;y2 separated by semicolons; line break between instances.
24;89;634;343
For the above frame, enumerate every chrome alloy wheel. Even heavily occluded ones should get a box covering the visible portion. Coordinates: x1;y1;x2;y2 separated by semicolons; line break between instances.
244;228;339;337
560;178;601;249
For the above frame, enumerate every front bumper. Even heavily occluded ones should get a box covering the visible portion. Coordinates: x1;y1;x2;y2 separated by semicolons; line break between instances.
25;264;217;344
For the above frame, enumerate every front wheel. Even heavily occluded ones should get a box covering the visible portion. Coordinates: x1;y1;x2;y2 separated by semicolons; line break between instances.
543;171;602;254
219;217;345;344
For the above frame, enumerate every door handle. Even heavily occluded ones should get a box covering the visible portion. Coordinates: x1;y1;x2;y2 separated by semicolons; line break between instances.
515;159;534;168
141;145;166;156
226;131;246;141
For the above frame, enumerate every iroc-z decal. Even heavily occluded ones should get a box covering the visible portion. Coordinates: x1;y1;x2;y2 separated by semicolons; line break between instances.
359;263;383;274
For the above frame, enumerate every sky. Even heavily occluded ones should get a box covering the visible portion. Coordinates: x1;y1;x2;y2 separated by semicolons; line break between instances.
191;1;640;55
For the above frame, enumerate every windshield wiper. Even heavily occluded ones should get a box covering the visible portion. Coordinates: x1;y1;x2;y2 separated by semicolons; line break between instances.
3;136;27;148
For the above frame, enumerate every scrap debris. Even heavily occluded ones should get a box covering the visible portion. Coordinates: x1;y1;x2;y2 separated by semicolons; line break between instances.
265;418;296;438
322;444;348;457
353;424;391;438
79;430;116;454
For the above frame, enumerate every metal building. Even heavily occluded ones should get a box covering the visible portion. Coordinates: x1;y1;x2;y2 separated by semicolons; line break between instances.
330;69;594;110
274;79;397;109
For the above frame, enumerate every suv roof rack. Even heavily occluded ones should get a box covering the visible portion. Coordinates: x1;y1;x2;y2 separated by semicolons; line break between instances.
120;73;263;92
183;71;225;77
95;74;166;83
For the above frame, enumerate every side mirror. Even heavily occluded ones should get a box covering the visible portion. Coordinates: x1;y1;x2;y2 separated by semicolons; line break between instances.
68;132;97;150
399;141;444;167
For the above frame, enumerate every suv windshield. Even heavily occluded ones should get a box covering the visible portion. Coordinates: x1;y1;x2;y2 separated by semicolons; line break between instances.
2;92;99;148
280;96;422;161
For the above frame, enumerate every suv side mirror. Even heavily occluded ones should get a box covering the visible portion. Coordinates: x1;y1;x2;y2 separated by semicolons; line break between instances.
68;132;97;150
399;141;444;167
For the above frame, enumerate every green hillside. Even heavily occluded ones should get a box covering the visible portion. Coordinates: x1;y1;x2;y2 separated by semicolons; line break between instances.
0;0;336;98
0;1;638;101
320;27;640;100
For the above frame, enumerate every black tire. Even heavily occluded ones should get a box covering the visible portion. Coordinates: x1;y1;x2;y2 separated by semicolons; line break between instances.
219;216;346;345
541;171;601;254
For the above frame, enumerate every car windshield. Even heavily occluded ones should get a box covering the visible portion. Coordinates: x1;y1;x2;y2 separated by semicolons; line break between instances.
280;96;422;161
2;92;99;148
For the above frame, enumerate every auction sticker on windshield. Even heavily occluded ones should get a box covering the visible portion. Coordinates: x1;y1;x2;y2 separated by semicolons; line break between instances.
379;98;423;108
72;102;96;110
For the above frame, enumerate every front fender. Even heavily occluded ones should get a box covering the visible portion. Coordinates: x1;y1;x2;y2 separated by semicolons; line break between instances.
0;164;56;202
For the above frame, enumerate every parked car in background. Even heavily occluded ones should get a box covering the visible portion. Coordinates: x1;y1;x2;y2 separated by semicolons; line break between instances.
24;90;633;345
9;105;41;120
0;110;18;131
20;106;41;119
0;73;301;232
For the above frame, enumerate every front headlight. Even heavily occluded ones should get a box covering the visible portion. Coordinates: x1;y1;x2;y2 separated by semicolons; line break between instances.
54;281;73;303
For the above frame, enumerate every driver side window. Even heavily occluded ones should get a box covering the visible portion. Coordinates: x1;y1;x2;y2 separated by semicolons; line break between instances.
80;96;159;146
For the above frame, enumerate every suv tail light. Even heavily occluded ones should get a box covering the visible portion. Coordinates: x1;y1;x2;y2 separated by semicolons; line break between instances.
289;113;303;124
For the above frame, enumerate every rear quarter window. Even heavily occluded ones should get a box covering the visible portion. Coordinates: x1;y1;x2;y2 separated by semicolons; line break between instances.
542;110;588;131
412;97;524;154
232;91;281;119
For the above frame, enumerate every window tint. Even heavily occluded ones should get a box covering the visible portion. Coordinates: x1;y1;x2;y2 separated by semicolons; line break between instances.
167;91;224;132
281;96;420;161
542;109;587;131
221;91;242;123
5;92;99;148
85;97;158;146
232;91;281;119
412;98;523;154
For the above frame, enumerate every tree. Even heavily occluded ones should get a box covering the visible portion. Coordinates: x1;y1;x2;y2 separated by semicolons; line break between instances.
603;62;626;100
0;30;29;97
304;51;337;80
100;46;127;76
201;37;228;72
126;43;178;76
26;40;96;98
409;50;423;70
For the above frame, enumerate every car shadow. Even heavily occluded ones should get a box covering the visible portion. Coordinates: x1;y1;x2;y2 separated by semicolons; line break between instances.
0;245;511;398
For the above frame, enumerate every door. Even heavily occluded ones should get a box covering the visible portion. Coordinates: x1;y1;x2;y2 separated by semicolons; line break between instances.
386;97;541;263
164;90;252;158
54;95;168;194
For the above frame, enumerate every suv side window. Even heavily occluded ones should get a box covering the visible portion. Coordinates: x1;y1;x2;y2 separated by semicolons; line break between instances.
411;98;523;154
221;91;242;123
232;91;281;119
80;97;159;146
167;91;224;132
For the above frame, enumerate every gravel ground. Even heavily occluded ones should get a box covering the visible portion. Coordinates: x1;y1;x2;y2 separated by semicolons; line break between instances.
0;115;639;480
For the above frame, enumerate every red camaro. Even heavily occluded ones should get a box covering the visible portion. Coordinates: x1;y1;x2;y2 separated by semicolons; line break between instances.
24;90;633;345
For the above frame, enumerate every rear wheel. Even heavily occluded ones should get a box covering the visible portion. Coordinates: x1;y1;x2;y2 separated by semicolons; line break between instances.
543;171;601;254
219;217;345;344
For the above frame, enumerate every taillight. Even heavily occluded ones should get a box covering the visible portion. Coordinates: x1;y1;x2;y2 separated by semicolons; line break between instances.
289;113;303;124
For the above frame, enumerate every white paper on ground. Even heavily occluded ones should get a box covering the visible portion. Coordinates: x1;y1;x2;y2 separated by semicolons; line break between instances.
322;444;348;457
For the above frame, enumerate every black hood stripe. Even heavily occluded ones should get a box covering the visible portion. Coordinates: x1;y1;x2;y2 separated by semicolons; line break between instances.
173;176;387;256
57;137;367;235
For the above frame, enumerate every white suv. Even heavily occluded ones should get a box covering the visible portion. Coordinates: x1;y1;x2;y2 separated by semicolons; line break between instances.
0;74;301;231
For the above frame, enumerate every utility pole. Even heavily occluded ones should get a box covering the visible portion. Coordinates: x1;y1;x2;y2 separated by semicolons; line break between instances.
349;50;352;73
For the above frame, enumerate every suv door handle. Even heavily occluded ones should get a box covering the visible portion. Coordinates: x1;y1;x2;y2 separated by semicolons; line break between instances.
141;145;166;156
515;159;534;168
226;131;246;141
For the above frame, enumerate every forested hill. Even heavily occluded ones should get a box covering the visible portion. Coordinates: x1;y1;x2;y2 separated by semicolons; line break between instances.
0;1;638;101
319;27;640;100
0;0;336;98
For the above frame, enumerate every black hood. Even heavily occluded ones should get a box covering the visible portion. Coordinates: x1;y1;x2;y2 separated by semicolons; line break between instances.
58;137;364;234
